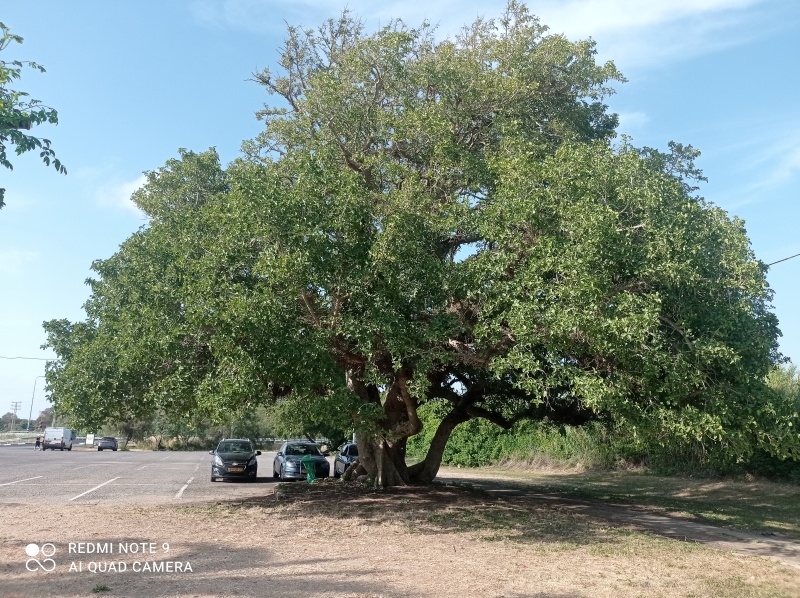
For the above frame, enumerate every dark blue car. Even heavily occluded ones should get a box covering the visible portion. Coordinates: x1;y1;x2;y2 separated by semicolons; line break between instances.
333;442;359;478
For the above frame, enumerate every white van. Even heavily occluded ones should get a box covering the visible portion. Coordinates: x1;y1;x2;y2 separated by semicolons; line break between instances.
42;427;76;451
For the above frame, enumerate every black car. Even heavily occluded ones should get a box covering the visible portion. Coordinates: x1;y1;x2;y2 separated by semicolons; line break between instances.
210;439;260;482
272;441;330;481
96;436;118;451
333;442;359;478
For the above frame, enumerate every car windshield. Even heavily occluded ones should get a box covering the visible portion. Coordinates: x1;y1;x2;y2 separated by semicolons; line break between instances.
285;443;322;456
347;445;358;456
102;437;115;441
217;441;251;453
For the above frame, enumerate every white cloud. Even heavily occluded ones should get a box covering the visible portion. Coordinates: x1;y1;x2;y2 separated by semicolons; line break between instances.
616;111;650;133
188;0;770;71
0;249;40;274
763;145;800;189
94;175;147;216
741;128;800;190
530;0;770;71
530;0;759;38
189;0;296;34
712;123;800;209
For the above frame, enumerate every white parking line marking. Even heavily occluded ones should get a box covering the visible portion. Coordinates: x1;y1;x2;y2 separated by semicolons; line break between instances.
2;483;162;488
174;477;194;499
0;476;43;487
72;463;137;470
193;464;199;471
69;477;119;501
136;465;149;470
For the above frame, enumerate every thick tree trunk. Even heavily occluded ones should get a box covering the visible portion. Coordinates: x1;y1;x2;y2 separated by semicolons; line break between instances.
349;369;423;487
352;433;410;486
407;408;469;483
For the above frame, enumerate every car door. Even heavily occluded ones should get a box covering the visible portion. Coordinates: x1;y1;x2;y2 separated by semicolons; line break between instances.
274;442;287;475
337;445;350;474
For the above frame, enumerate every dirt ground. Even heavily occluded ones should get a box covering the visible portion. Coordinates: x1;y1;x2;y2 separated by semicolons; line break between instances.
1;473;799;598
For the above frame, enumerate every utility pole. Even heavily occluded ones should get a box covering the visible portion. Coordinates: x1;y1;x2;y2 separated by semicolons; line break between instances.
28;376;45;432
10;401;22;432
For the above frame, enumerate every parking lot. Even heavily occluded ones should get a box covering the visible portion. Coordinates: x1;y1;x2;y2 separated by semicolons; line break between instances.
0;444;301;505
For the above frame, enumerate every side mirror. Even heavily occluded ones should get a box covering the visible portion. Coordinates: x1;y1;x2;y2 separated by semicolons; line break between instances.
256;451;262;456
208;450;215;455
276;451;283;457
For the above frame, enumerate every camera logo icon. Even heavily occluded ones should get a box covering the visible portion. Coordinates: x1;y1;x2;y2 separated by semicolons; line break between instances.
25;543;56;572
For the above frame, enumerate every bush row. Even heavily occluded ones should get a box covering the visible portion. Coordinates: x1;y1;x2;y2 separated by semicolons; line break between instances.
406;401;800;483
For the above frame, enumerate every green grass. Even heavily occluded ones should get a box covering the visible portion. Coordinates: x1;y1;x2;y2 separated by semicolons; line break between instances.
91;585;111;593
460;466;800;539
424;500;601;548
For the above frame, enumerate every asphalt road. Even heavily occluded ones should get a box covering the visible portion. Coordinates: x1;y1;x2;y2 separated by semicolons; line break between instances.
0;445;303;505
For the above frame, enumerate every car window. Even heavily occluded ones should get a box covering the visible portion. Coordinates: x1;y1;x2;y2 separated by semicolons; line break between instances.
286;444;322;456
218;441;251;453
348;444;358;456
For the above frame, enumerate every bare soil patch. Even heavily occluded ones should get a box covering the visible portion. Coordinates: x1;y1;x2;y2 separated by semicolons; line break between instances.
1;477;799;598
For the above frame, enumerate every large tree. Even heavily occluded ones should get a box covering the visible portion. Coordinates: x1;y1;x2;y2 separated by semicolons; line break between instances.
44;3;797;486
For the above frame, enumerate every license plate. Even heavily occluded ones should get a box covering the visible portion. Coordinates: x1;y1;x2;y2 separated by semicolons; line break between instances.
228;467;244;472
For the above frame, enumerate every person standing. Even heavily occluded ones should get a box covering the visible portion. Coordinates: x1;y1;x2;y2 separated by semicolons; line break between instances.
34;436;41;451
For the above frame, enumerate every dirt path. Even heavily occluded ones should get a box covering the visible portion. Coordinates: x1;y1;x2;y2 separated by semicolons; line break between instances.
436;467;800;570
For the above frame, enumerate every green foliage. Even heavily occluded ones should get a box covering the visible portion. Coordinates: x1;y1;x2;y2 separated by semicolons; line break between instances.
43;150;239;430
408;401;614;468
0;21;65;208
723;364;800;481
35;407;53;428
411;368;800;482
767;363;800;400
216;405;276;444
267;390;354;446
113;416;155;446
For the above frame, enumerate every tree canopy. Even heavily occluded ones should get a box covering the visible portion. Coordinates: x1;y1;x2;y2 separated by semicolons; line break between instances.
43;3;798;486
0;21;65;208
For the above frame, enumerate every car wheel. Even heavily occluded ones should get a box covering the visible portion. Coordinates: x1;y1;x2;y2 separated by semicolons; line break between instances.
249;470;257;482
279;465;287;482
97;447;102;451
273;466;279;479
211;476;216;482
333;465;341;479
112;448;117;451
67;446;72;451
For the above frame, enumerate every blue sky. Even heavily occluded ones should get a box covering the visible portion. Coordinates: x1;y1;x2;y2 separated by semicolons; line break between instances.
1;0;798;422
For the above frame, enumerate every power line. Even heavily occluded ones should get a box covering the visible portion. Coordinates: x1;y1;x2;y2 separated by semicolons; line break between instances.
0;356;52;361
767;252;800;267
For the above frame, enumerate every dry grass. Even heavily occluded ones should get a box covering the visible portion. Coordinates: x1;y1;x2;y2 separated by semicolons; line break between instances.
1;480;798;598
441;465;800;539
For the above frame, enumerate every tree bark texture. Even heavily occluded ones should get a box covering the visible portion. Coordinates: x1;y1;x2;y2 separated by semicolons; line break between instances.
407;407;469;483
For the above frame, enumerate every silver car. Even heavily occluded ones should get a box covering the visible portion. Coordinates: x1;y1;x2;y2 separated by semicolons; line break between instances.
272;441;330;481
